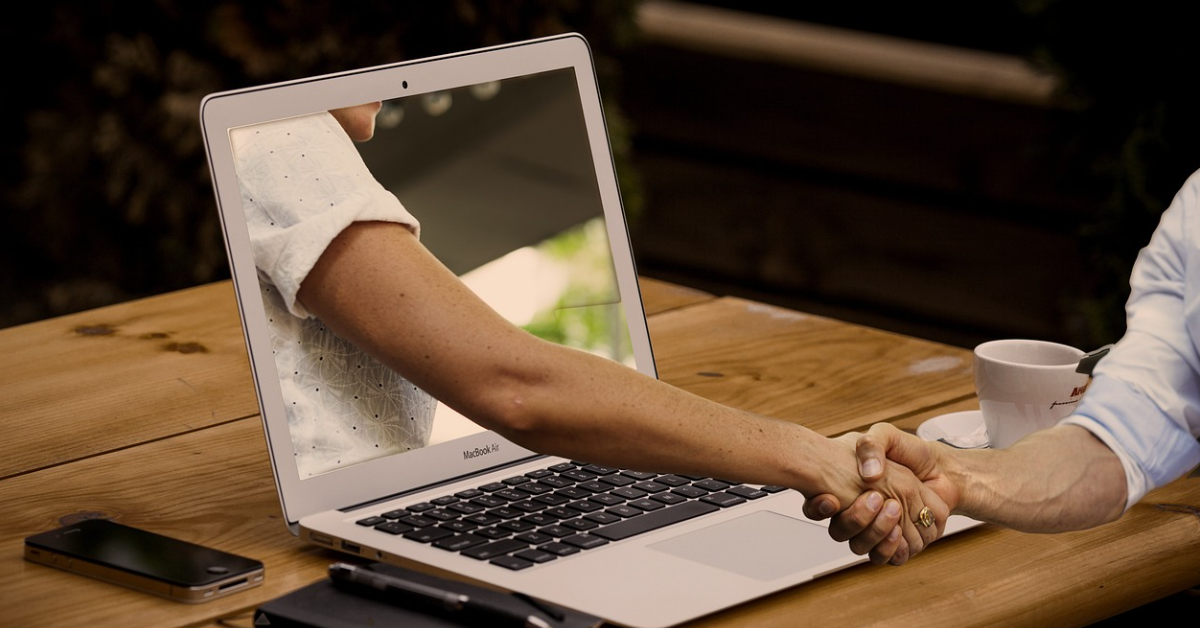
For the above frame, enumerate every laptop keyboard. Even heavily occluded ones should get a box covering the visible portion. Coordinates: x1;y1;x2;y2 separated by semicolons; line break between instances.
355;460;787;571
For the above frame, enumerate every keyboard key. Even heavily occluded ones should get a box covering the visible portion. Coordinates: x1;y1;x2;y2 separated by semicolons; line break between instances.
538;476;573;488
548;463;577;473
539;542;581;556
656;475;689;487
701;493;748;508
431;495;459;506
539;525;575;538
498;520;537;533
562;534;608;550
555;487;591;499
525;469;554;479
577;481;608;493
433;534;488;552
493;489;531;501
399;515;437;527
560;470;597;482
544;507;577;519
587;493;625;506
761;485;788;493
464;513;503;526
694;480;732;492
425;509;460;521
593;501;719;541
381;509;410;519
727;485;768;500
479;482;506;492
405;502;436;513
455;488;485;499
583;512;622;525
518;482;554;495
489;507;523;519
440;521;478;533
672;486;707;499
470;495;506;508
374;521;415;535
510;501;545;513
490;555;534;570
447;502;485;515
651;492;688;506
567;500;602;513
606;505;643;518
599;474;636;487
462;539;528;560
532;494;570;506
355;516;387;527
582;464;618;475
611;487;647;500
563;519;599;531
521;513;559;526
628;499;665;512
621;471;658;480
474;527;513;540
403;527;455;543
514;549;557;564
515;532;554;545
633;481;669;493
503;475;532;486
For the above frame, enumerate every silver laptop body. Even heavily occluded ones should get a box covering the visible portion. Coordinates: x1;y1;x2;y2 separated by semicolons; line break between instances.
201;34;969;628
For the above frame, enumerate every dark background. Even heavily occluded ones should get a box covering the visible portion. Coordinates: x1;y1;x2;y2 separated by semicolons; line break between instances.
4;0;1200;352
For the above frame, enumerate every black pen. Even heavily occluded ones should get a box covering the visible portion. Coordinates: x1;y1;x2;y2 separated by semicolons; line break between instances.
328;562;552;628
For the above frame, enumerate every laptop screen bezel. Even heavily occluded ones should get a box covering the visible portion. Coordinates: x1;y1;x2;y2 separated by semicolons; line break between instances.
199;34;656;528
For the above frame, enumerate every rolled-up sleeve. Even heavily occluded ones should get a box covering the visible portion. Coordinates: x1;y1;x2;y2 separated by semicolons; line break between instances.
1063;171;1200;510
230;112;420;318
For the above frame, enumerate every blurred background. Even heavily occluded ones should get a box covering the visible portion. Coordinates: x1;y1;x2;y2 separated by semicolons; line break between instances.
3;0;1200;353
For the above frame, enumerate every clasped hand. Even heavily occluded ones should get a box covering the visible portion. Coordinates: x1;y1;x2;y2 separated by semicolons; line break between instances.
810;424;960;566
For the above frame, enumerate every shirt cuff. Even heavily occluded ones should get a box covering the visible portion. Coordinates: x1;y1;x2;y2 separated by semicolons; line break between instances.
1064;373;1200;511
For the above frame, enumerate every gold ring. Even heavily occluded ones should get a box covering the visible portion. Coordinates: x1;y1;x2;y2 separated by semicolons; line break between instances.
918;507;934;528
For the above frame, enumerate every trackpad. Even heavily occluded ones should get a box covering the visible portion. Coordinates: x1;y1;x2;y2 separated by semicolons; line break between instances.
649;510;850;581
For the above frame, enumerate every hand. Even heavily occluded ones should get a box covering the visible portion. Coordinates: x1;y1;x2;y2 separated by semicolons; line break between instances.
811;433;950;565
805;424;959;565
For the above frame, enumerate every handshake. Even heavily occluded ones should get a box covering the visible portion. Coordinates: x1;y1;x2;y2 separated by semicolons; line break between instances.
799;423;959;567
802;420;1128;566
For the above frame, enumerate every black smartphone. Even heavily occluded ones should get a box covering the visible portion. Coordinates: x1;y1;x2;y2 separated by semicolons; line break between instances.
24;518;264;603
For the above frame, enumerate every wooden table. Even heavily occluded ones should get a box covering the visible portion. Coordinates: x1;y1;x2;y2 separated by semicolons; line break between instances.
2;278;1198;627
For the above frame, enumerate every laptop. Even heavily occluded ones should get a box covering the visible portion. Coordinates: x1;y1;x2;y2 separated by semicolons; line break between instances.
201;34;974;627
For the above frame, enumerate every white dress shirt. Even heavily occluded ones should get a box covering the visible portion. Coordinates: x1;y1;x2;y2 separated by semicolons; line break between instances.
1065;170;1200;509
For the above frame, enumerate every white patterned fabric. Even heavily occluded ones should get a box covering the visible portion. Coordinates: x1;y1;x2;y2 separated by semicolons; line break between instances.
231;112;436;478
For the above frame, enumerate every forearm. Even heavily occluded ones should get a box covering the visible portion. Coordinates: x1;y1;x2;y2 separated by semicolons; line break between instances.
947;424;1127;532
298;221;860;502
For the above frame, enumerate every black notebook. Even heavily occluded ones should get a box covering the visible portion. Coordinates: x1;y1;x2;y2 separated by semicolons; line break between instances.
253;562;602;628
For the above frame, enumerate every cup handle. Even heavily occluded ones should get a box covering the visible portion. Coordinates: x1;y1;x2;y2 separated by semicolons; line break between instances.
1076;344;1114;376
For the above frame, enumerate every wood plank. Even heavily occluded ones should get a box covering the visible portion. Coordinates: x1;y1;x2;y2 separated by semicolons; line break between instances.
649;296;976;434
0;282;257;480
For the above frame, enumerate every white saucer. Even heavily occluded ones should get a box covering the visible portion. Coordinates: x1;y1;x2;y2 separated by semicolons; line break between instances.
916;410;989;448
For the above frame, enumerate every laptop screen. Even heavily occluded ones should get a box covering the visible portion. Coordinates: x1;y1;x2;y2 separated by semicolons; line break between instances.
225;69;632;479
202;35;654;522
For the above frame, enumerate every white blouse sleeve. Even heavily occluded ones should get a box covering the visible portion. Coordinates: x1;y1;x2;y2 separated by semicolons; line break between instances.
230;112;420;318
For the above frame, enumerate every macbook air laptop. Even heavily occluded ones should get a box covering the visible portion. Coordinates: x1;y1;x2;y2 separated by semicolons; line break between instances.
201;34;975;628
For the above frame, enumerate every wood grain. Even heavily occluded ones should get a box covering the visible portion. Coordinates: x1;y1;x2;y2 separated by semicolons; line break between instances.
0;282;257;480
649;296;976;435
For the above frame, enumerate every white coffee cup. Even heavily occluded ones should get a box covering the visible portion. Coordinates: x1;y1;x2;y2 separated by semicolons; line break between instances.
974;339;1090;449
